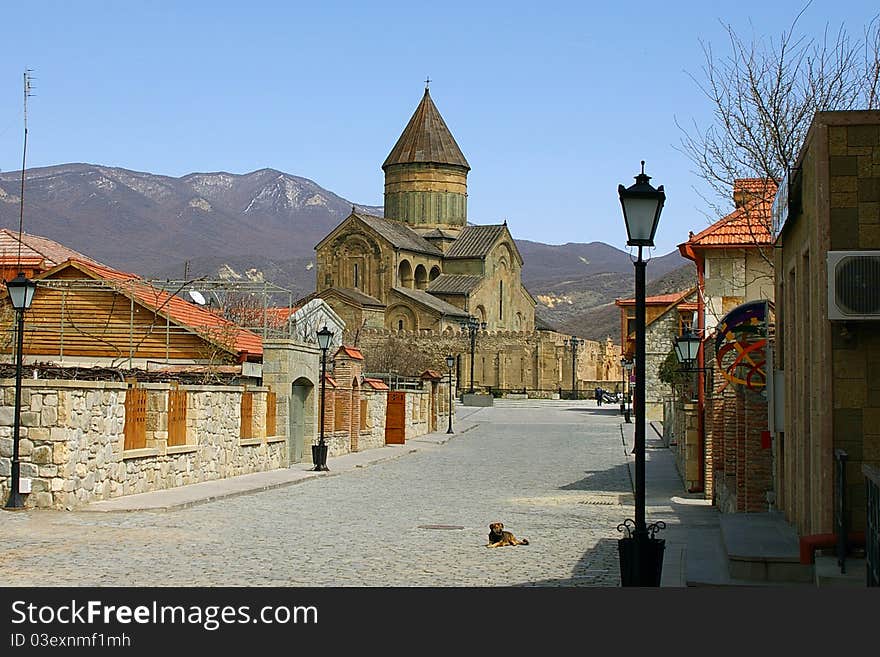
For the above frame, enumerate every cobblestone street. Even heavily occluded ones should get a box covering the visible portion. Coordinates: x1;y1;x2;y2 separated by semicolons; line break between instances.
0;401;635;587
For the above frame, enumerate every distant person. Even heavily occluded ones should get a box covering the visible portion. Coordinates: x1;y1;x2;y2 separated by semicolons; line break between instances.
595;386;603;406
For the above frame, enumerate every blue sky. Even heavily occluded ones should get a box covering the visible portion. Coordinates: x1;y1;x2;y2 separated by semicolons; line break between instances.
1;0;877;257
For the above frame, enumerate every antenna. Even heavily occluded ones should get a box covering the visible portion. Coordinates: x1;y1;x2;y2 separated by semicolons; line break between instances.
16;69;34;269
188;289;207;306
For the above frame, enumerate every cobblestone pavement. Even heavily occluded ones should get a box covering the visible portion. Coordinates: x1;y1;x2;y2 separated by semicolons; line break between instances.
0;400;635;587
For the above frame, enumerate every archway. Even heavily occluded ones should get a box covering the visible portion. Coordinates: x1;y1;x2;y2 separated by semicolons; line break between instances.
289;377;315;465
414;264;428;290
429;265;441;282
398;259;414;288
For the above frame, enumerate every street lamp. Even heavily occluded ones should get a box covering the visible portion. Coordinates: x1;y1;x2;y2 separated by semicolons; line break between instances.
616;161;666;586
674;327;704;401
674;328;701;370
312;324;333;472
623;359;634;423
564;335;584;399
445;355;455;434
460;316;486;394
4;272;37;509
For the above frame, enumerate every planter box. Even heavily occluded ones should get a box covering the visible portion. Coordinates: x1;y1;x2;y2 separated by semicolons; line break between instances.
462;393;493;407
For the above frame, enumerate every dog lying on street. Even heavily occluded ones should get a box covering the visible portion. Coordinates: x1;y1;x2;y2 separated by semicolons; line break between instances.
486;522;530;547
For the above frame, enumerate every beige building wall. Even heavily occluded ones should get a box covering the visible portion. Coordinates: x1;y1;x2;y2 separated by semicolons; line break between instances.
775;110;880;536
703;249;775;333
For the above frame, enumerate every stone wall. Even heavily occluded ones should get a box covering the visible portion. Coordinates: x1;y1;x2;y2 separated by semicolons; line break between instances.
0;379;284;510
644;307;681;421
356;327;621;395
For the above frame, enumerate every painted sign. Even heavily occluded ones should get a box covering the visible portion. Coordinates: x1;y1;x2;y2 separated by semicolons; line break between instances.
714;300;769;390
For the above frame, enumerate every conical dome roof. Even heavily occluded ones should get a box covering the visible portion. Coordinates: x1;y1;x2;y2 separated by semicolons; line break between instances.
382;89;470;170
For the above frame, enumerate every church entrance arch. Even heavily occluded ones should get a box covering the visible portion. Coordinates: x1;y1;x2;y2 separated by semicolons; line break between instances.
289;377;315;465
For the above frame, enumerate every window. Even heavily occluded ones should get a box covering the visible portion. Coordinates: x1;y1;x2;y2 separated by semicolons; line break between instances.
353;263;359;290
678;311;694;336
398;319;404;331
499;281;503;320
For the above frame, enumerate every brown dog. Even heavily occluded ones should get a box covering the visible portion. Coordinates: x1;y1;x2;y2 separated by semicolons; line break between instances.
486;522;530;548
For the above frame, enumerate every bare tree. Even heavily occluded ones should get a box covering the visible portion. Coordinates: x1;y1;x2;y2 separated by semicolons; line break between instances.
678;4;880;224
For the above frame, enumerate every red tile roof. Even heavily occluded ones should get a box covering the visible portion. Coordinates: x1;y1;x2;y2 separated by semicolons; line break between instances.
363;377;390;390
681;178;776;251
39;259;263;358
616;289;696;307
335;346;364;360
420;369;443;380
0;229;103;270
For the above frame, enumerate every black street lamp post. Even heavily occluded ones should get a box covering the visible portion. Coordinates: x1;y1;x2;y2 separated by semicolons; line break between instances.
623;359;633;423
616;161;666;586
460;316;486;394
445;355;455;434
4;272;37;510
312;325;333;472
564;335;584;399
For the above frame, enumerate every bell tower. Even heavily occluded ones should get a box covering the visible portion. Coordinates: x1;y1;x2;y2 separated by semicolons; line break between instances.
382;85;470;233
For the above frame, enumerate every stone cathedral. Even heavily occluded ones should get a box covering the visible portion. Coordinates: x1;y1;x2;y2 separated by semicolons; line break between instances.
314;86;535;334
312;86;620;394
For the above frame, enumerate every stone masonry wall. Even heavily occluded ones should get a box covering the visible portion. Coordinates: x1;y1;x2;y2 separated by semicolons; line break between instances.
0;379;284;510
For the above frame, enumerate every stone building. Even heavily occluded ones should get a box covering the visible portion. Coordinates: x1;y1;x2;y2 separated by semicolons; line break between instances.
313;86;535;336
676;179;776;504
310;86;621;393
616;289;698;420
772;109;880;540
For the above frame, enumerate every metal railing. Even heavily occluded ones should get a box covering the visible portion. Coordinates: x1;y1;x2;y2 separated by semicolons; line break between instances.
865;463;880;587
834;448;848;574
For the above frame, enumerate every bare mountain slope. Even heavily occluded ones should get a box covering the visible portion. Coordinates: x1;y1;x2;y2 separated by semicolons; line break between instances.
1;163;691;340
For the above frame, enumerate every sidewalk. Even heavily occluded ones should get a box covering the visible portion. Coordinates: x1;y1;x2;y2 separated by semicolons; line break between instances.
83;405;486;513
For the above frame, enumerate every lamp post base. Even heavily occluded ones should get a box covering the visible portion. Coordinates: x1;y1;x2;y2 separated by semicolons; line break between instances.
311;443;329;471
3;492;26;510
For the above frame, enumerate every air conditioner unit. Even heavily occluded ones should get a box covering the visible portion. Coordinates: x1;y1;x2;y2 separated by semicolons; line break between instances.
827;251;880;320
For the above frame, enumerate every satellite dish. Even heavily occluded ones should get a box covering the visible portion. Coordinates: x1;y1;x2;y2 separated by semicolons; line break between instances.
188;289;207;305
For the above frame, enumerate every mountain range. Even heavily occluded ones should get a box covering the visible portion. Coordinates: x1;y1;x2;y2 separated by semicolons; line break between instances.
0;163;694;341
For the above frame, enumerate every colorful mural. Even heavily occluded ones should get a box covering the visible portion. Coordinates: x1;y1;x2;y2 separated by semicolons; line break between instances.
714;300;770;391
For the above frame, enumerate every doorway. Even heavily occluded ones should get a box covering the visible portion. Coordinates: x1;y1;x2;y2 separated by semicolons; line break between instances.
289;377;315;465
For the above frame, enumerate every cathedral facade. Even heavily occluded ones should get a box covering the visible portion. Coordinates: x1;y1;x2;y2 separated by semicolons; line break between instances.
314;87;535;336
311;87;620;394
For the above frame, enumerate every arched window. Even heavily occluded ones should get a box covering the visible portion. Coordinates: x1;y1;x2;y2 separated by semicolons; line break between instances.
398;319;404;331
499;280;503;320
353;263;359;290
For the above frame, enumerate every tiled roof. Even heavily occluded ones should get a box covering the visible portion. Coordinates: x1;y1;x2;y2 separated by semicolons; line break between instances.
40;259;263;358
425;274;482;295
0;229;103;269
420;228;457;239
733;178;777;208
335;346;364;361
420;369;443;380
445;224;507;259
682;179;776;250
390;287;470;317
382;88;470;171
616;288;696;307
363;377;390;390
324;287;386;308
355;213;443;256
